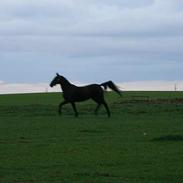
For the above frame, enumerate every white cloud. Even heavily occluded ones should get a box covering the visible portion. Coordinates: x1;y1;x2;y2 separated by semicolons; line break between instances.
0;82;59;94
122;80;183;91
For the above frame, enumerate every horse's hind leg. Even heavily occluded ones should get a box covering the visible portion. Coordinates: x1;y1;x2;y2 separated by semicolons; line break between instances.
95;103;101;115
58;101;68;115
102;101;111;117
71;102;78;117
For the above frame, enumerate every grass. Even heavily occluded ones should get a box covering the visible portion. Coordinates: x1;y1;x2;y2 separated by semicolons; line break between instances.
0;91;183;183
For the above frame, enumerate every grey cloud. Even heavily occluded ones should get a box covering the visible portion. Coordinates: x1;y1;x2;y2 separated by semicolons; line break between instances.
0;0;182;43
1;34;182;59
0;0;183;83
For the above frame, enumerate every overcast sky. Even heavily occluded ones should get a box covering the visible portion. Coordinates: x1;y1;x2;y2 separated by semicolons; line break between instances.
0;0;183;84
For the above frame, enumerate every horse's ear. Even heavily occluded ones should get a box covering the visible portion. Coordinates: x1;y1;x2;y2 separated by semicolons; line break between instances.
56;73;59;76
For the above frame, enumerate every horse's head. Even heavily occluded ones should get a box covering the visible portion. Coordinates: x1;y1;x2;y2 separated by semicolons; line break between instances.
50;73;63;87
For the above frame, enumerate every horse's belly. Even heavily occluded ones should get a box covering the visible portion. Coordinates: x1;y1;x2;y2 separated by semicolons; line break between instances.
63;91;90;102
74;94;91;102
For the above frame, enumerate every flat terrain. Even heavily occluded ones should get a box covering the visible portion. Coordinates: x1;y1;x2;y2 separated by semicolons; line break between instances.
0;91;183;183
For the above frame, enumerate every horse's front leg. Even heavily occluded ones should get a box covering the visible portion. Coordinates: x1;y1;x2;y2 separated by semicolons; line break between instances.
71;102;78;117
58;101;68;115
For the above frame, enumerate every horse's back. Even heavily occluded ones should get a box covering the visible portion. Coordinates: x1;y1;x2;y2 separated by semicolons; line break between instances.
80;84;103;97
63;83;104;102
84;83;102;93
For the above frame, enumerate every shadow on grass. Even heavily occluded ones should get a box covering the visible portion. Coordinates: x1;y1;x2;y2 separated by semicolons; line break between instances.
79;129;105;134
74;172;119;178
152;135;183;142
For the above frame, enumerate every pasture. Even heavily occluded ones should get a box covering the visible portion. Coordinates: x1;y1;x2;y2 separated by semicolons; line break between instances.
0;91;183;183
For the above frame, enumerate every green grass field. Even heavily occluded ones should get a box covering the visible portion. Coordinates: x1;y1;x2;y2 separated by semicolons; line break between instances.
0;91;183;183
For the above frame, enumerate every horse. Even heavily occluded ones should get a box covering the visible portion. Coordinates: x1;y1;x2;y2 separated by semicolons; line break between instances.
50;73;121;117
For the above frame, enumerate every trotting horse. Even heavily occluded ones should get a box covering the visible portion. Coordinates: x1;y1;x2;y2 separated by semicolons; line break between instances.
50;73;121;117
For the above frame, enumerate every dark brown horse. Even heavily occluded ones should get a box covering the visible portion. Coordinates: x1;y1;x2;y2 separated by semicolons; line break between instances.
50;73;121;117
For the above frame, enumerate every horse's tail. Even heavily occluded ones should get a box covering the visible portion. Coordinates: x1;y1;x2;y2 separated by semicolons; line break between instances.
100;81;122;96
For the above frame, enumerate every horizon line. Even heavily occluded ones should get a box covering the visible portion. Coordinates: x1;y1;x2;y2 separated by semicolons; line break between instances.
0;80;183;94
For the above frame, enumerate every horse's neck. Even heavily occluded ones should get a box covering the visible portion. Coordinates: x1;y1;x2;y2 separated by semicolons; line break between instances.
60;77;73;92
